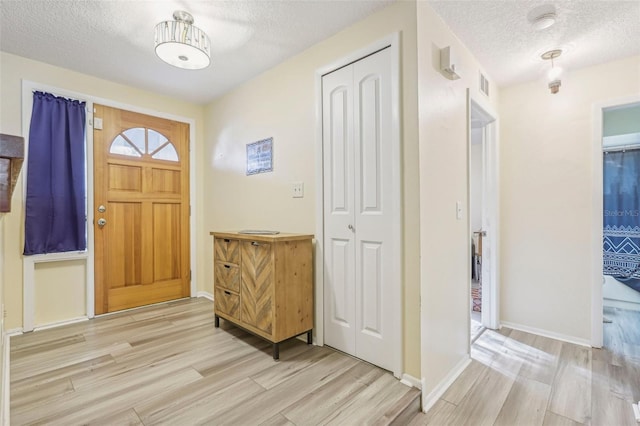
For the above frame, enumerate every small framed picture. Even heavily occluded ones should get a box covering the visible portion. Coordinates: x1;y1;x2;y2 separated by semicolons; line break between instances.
246;137;273;175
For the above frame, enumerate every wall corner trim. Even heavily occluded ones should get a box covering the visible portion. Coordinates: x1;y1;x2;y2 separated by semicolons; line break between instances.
1;333;10;426
421;355;471;413
400;373;422;389
197;291;214;301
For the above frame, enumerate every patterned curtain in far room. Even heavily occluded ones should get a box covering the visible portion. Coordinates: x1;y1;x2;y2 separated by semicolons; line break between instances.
603;148;640;291
24;91;86;255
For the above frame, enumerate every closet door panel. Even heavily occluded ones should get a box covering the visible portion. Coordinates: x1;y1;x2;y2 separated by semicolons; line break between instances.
322;65;356;354
353;47;394;371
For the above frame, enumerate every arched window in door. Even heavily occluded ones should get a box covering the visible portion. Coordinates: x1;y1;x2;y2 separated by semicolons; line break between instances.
109;127;179;161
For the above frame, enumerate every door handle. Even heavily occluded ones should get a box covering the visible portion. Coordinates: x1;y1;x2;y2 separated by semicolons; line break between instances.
97;218;107;228
348;224;355;232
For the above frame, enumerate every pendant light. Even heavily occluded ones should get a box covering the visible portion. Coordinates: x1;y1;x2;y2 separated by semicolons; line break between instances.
541;49;563;94
155;11;211;70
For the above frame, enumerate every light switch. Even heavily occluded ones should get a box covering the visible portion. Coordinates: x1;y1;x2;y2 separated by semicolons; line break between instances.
456;201;463;220
292;182;304;198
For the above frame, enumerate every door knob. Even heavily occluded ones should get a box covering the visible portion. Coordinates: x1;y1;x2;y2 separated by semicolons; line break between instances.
97;218;107;228
97;205;106;213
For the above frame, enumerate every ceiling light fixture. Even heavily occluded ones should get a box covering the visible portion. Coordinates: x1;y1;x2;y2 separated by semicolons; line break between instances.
541;49;563;94
531;12;557;31
155;11;211;70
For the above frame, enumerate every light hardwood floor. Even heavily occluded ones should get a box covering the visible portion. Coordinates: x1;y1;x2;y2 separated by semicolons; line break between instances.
410;306;640;425
10;298;418;425
11;300;640;425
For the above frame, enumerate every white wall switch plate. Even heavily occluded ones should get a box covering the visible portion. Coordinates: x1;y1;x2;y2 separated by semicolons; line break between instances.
456;201;463;220
292;182;304;198
94;117;103;130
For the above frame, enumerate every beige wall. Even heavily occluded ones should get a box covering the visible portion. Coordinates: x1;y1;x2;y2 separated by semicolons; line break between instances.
34;260;86;325
500;55;640;341
0;52;205;330
0;214;4;423
203;1;421;376
416;2;500;396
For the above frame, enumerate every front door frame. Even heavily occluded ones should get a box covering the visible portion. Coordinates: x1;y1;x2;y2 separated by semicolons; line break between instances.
314;33;402;378
21;80;197;331
590;94;640;348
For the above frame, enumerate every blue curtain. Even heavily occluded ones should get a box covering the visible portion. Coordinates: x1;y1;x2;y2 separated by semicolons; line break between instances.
24;91;86;255
603;148;640;292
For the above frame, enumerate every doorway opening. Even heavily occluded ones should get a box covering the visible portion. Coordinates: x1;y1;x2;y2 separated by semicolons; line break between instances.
467;91;499;343
600;102;640;356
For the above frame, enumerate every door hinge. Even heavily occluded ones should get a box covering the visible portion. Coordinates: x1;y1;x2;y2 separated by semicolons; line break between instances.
189;205;191;216
189;270;192;281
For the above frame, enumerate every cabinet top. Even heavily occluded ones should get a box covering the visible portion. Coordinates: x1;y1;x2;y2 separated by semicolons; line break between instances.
211;231;314;242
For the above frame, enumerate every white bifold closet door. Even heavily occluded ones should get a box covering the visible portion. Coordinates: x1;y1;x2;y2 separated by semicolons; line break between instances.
322;47;394;371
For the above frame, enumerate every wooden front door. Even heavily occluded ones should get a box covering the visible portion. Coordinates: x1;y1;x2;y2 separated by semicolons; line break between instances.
94;105;190;314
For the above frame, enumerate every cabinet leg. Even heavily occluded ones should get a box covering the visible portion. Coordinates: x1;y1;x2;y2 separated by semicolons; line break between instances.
307;330;312;345
273;343;279;360
214;315;219;328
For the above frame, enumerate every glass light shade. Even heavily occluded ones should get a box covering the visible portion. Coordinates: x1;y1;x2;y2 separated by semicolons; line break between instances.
547;66;563;82
155;19;211;70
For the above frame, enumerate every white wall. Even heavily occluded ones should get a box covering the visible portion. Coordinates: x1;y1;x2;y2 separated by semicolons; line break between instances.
416;2;500;404
500;55;640;343
203;1;421;377
0;214;5;425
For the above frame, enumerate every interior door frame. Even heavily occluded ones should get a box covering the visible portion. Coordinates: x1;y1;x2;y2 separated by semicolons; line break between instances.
314;32;402;378
466;89;500;338
21;80;197;330
590;93;640;348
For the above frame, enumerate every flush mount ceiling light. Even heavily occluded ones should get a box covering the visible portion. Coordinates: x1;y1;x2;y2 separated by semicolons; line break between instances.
531;12;557;31
541;49;563;94
155;11;211;70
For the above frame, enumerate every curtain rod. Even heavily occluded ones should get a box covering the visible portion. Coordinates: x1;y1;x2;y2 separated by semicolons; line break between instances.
603;144;640;153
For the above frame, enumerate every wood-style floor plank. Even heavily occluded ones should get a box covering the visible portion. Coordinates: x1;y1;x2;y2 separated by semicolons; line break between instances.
282;361;386;425
10;298;414;425
493;376;550;426
12;299;639;425
411;307;640;425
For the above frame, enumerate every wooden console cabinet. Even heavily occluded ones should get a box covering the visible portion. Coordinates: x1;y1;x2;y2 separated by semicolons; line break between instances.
210;231;314;359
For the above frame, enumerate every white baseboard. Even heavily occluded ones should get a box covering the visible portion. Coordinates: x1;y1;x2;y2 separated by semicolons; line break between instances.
1;333;9;426
197;291;214;301
421;356;471;413
33;316;88;332
5;328;22;337
501;321;591;348
603;298;640;312
400;373;422;389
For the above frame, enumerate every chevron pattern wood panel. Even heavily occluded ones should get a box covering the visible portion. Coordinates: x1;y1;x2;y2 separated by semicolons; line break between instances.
214;238;240;264
241;241;273;335
214;262;240;293
214;287;240;318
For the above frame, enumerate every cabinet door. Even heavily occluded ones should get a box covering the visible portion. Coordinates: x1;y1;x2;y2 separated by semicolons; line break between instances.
240;240;273;335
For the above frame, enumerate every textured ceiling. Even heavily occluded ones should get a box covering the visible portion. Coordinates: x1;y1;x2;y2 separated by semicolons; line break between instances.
428;0;640;88
3;1;638;104
1;0;392;104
